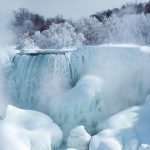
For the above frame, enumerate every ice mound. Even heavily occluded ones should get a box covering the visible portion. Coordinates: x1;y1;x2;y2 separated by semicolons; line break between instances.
0;105;63;150
90;95;150;150
49;75;103;139
67;125;91;150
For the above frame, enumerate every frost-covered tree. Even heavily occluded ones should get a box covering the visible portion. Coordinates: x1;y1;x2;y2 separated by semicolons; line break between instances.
137;14;150;44
17;33;37;50
12;8;49;37
12;8;34;36
108;15;138;44
47;15;66;26
108;14;150;45
73;17;110;45
32;22;85;49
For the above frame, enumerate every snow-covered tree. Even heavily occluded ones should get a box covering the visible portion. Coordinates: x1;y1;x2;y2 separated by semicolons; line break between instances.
73;17;102;45
108;15;138;44
107;14;150;45
17;33;37;50
137;14;150;44
32;22;85;49
72;17;113;45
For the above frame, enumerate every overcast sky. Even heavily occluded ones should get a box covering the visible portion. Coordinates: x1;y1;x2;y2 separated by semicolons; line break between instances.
0;0;148;19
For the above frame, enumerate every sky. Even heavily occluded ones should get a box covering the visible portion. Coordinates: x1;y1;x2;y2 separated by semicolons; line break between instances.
0;0;149;19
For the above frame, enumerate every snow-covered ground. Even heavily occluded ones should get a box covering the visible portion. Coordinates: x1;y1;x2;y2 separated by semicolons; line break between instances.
1;44;150;149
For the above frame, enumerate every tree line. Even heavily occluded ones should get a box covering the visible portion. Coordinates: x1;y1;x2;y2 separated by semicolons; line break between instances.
11;1;150;49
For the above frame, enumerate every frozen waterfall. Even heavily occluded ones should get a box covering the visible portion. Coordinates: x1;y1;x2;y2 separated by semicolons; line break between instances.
6;45;150;147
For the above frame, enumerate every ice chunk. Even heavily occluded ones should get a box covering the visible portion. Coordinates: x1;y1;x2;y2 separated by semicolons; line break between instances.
0;105;63;150
67;125;91;150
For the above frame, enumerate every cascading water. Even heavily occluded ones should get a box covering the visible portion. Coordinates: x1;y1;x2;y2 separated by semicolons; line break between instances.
8;53;72;112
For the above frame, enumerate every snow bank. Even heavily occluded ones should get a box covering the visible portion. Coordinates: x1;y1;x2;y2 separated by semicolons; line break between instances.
49;75;103;139
90;95;150;150
19;47;76;54
0;105;63;150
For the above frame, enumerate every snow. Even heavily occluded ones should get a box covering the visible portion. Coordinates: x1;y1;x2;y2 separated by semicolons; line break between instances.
90;95;150;150
16;44;150;55
19;47;76;55
67;125;91;150
0;105;63;150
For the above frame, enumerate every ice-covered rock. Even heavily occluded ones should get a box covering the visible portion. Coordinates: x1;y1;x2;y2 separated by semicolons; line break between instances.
0;105;63;150
67;125;91;150
49;75;103;138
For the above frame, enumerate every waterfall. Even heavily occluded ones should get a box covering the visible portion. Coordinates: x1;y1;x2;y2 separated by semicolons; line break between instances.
8;53;72;112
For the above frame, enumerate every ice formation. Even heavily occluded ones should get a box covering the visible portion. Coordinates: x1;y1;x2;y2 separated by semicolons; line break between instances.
0;105;63;150
49;75;103;138
90;95;150;150
67;125;91;150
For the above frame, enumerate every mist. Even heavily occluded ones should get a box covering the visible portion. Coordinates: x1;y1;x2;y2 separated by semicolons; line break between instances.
0;2;17;46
